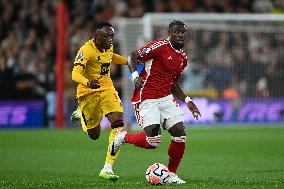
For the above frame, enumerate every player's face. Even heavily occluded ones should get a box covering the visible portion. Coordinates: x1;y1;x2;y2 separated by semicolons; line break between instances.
169;25;187;50
96;26;114;50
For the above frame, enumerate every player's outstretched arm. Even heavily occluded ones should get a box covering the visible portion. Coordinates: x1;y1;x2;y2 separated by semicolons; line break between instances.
112;53;128;65
171;80;201;120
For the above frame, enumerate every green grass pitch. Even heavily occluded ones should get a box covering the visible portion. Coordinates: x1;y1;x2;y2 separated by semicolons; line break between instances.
0;126;284;189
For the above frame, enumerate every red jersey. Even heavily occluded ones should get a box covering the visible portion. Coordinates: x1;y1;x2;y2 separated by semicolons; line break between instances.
131;38;188;104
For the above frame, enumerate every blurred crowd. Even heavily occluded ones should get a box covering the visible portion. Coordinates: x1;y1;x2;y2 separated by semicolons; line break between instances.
181;31;284;99
0;0;284;101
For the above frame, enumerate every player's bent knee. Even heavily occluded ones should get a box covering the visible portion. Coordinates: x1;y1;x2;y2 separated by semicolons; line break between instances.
176;128;186;137
111;119;124;129
88;133;100;140
146;135;162;148
169;122;186;137
87;129;100;140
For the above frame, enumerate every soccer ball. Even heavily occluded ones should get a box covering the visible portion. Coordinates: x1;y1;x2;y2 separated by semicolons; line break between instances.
145;163;169;185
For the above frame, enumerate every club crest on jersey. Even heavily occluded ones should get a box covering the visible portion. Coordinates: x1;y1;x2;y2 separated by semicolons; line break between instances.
75;51;84;62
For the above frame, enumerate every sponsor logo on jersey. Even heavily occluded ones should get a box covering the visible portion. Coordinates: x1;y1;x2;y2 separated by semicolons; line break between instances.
100;63;110;75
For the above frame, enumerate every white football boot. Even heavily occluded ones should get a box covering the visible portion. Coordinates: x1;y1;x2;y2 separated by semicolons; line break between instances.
168;172;186;184
110;128;127;156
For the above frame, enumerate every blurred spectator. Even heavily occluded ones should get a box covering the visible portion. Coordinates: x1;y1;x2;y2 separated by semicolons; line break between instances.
153;0;169;12
253;0;273;13
127;0;145;17
197;0;217;12
232;48;247;82
0;50;15;99
206;32;233;92
235;0;252;12
265;51;283;97
14;62;38;99
222;88;240;100
182;65;206;92
255;77;269;97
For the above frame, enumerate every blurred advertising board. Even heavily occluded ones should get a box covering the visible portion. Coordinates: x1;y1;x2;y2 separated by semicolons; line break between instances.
125;98;284;125
181;98;284;124
0;100;45;128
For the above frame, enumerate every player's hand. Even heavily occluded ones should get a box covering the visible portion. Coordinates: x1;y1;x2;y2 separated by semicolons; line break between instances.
187;101;201;120
71;109;80;122
87;79;100;89
134;77;143;89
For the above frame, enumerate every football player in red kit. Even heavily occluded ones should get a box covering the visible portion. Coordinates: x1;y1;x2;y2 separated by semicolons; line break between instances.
110;20;201;184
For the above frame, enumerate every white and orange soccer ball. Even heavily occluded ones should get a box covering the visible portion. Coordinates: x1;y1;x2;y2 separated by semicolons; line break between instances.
145;163;169;185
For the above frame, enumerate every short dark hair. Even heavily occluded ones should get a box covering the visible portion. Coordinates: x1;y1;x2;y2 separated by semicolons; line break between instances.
95;22;113;31
169;20;186;30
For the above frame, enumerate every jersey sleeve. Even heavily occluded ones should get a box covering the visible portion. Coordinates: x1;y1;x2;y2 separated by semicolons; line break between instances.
72;46;90;85
72;65;89;85
74;46;90;67
112;53;128;65
136;40;161;62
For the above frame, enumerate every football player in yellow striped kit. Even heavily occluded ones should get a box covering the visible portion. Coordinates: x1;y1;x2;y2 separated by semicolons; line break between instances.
71;22;128;181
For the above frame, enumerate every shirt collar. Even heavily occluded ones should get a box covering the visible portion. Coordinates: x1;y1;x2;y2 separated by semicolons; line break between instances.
166;37;183;53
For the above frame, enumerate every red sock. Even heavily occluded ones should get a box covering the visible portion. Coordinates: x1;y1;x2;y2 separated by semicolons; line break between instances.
168;140;185;173
124;132;155;149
